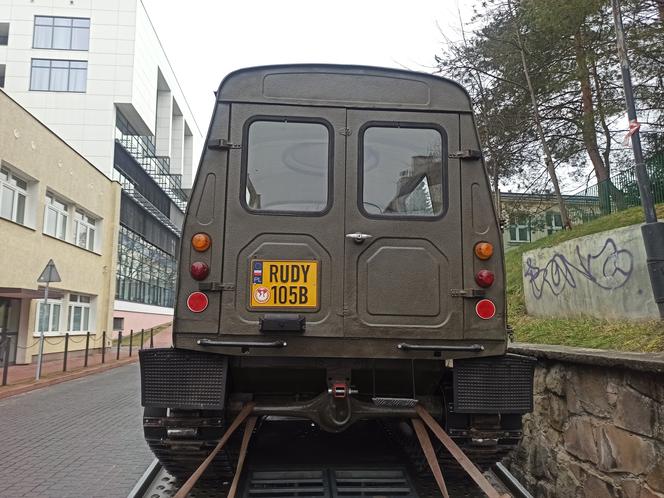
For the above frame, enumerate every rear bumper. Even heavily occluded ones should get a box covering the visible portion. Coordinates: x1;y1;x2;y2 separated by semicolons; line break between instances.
174;333;507;360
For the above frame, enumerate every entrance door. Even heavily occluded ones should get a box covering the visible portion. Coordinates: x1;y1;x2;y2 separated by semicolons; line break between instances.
220;104;347;337
343;110;464;340
0;298;19;364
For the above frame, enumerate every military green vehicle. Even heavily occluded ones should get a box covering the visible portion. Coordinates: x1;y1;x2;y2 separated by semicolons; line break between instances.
140;64;534;480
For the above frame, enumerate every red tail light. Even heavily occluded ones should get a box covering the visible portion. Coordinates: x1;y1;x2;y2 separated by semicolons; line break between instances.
190;262;210;281
476;299;496;320
475;270;495;288
187;292;209;313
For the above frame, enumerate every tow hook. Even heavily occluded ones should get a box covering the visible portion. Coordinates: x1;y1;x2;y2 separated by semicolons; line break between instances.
328;383;358;398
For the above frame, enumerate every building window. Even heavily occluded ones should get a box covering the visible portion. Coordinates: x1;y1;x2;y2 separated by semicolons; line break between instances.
113;317;124;331
546;212;564;235
0;22;8;46
0;64;5;88
30;59;87;92
37;300;62;333
33;16;90;50
67;294;90;332
508;215;531;243
116;226;177;308
74;210;96;251
44;193;68;240
0;167;27;225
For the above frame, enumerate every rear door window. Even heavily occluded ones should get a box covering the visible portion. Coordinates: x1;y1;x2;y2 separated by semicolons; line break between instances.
360;125;445;218
243;119;331;214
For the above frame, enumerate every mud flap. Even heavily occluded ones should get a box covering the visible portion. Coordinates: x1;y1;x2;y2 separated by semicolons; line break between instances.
139;348;228;410
453;353;535;414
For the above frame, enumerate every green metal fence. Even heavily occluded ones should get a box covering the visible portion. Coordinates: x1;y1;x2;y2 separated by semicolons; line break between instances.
567;153;664;222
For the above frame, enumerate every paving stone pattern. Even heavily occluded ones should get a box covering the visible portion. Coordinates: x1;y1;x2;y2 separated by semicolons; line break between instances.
0;364;153;498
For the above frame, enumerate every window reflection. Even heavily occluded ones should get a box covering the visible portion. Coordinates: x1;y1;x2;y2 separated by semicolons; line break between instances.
245;121;329;213
363;127;444;217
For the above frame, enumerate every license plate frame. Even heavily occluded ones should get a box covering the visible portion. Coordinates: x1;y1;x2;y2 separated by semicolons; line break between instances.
249;260;319;309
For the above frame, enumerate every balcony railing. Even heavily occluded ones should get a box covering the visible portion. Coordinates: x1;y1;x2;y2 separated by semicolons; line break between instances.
114;128;188;212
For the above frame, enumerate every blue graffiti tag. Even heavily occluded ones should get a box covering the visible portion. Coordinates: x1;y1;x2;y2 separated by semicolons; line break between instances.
523;238;634;300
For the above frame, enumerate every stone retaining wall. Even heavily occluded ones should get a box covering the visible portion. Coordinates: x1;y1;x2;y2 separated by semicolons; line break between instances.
505;343;664;498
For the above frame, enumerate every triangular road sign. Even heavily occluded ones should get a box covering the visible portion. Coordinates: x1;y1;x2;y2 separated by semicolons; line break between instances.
37;259;61;283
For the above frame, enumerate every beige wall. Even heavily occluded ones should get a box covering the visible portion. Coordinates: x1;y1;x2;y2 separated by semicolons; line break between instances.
0;90;120;363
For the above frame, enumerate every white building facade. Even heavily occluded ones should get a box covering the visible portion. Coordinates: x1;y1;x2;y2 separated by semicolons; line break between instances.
0;0;202;332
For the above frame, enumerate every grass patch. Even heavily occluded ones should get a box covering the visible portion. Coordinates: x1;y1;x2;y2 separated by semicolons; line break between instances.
507;204;664;352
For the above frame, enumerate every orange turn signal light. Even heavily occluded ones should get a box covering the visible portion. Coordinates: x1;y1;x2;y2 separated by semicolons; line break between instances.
474;242;494;260
192;232;211;252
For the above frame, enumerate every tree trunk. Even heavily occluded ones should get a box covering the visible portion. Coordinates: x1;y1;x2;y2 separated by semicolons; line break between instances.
574;28;613;215
574;29;610;184
508;0;572;229
589;51;612;176
493;167;502;216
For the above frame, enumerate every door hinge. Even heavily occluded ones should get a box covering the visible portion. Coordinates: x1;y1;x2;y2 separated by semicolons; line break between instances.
449;149;482;160
199;282;235;292
450;288;486;298
338;127;352;136
207;139;242;150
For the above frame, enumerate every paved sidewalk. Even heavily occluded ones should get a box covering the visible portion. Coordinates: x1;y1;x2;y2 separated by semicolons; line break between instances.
0;328;173;400
3;327;172;385
0;363;153;498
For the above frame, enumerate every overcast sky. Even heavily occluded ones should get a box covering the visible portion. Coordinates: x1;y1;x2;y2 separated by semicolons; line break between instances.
141;0;474;134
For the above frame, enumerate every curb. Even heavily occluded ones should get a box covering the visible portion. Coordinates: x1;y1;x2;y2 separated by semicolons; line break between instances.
0;355;139;400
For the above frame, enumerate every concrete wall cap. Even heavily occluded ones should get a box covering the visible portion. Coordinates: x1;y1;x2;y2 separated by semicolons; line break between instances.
508;342;664;374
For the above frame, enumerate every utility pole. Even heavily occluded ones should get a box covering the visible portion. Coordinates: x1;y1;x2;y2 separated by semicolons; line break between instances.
612;0;664;318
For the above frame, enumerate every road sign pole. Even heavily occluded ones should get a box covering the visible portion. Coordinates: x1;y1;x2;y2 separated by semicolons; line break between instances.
36;259;62;380
35;282;49;381
612;0;664;318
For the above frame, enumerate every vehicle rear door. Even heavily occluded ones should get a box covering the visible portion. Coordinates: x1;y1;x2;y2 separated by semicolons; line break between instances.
220;104;346;337
343;110;464;340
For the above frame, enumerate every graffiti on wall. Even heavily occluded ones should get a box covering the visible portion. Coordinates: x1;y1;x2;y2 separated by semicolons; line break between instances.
524;238;634;300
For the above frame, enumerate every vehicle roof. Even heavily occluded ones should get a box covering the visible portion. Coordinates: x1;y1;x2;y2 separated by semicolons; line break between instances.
216;64;473;113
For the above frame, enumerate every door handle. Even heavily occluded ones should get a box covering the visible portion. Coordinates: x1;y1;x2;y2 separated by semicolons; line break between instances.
346;232;373;243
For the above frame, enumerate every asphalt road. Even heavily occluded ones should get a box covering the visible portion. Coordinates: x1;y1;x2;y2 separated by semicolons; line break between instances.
0;363;152;498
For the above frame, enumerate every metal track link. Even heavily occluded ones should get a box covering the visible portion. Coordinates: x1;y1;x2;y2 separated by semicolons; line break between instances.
143;408;241;483
382;421;517;477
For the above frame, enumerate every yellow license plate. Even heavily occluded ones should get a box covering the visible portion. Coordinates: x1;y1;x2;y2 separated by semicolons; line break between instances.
250;260;318;308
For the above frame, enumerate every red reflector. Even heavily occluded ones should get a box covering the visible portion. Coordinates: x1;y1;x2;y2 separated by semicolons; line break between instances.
187;292;208;313
475;269;495;288
476;299;496;320
190;262;210;281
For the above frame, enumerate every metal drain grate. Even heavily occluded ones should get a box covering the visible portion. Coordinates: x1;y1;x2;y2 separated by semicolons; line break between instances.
245;470;328;498
332;469;417;498
241;468;418;498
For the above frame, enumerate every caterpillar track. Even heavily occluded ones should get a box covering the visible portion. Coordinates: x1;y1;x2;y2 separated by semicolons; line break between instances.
130;418;532;498
383;420;519;477
143;407;241;483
